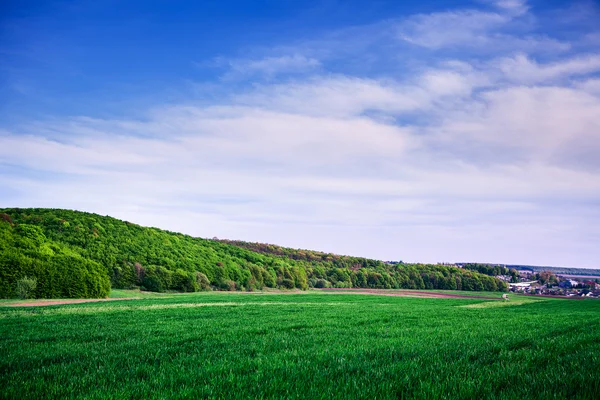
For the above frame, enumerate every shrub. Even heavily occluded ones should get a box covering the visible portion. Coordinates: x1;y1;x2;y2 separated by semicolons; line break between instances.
196;272;211;291
141;266;172;292
281;278;295;289
16;276;37;299
220;280;236;291
142;275;164;292
314;279;330;288
172;269;198;292
262;270;277;288
111;264;137;289
246;277;262;291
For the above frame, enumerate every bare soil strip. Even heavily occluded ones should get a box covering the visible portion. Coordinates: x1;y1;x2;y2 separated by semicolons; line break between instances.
5;289;501;307
318;288;501;300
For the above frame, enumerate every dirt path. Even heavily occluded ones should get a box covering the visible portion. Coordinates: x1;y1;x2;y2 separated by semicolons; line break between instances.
7;298;137;307
318;288;501;300
5;289;501;307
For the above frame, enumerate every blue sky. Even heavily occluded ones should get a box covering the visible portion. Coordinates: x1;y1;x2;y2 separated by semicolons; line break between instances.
1;0;600;267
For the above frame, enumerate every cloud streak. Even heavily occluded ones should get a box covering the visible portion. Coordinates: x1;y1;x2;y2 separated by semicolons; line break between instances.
220;54;321;80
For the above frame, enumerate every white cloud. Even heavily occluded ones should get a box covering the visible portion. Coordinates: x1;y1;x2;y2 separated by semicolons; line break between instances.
575;78;600;96
497;53;600;84
398;10;509;49
235;76;420;117
418;83;600;172
3;75;599;202
396;3;569;55
222;54;320;79
232;70;484;119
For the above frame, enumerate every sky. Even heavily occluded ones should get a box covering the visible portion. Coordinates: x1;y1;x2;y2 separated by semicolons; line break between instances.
1;0;600;268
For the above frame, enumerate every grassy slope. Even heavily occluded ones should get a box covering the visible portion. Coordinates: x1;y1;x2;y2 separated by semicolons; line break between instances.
1;293;598;399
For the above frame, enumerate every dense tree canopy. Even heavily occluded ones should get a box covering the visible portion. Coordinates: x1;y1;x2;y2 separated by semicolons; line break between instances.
0;214;110;299
460;263;511;277
0;208;507;298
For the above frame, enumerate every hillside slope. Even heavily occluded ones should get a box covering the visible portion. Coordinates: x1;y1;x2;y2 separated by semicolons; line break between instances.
0;208;507;298
218;239;387;269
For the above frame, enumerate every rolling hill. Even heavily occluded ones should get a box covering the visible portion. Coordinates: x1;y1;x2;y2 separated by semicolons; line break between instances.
0;208;507;298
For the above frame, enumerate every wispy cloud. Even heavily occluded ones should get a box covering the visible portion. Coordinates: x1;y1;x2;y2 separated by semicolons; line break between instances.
219;54;321;80
396;1;569;55
497;53;600;84
487;0;529;16
398;9;510;49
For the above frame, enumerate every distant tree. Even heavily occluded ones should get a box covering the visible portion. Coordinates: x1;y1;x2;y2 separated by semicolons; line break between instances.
195;272;211;291
16;276;37;299
172;269;197;292
537;271;557;285
281;279;295;289
314;279;330;288
220;280;236;291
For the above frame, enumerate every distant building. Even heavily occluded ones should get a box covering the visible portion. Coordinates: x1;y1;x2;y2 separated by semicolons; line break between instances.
559;280;579;289
509;281;537;292
559;281;571;289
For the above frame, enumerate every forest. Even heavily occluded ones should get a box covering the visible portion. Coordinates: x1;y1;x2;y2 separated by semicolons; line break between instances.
458;262;600;277
0;208;507;298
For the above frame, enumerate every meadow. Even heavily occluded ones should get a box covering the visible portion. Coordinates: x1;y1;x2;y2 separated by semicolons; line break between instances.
1;291;599;399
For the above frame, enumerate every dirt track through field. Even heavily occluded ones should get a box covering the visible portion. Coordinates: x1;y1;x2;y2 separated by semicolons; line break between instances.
319;288;501;300
6;289;501;307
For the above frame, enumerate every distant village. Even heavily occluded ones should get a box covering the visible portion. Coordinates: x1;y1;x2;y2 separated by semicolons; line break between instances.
453;263;600;298
500;270;600;298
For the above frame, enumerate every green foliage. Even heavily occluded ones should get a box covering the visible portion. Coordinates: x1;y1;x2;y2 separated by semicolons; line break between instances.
195;272;211;291
220;280;237;291
280;278;295;289
15;276;37;299
141;266;172;292
14;224;47;247
0;217;110;299
172;268;198;292
311;278;331;288
536;270;558;285
461;263;510;276
0;208;507;297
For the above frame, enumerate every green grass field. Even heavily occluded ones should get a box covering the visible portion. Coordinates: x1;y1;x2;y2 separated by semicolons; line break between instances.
1;292;599;399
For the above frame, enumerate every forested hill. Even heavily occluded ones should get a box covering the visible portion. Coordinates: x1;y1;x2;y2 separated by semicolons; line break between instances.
217;239;384;269
0;208;507;299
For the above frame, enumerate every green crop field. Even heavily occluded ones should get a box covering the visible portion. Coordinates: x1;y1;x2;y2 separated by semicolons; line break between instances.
1;292;599;399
